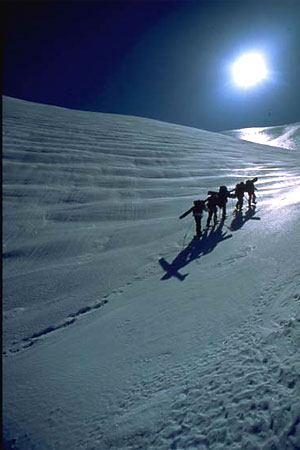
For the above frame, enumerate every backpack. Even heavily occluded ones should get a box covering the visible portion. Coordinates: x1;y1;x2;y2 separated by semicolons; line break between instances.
193;200;206;214
235;183;245;196
245;179;256;193
207;194;218;208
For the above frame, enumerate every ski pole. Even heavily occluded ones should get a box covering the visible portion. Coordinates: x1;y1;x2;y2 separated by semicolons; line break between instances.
182;219;193;250
255;188;261;202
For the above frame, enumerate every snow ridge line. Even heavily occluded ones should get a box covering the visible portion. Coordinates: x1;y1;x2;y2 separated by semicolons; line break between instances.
26;297;108;340
5;298;109;355
4;255;160;357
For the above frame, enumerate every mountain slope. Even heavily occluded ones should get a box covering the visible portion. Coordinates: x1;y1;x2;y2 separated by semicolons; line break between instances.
3;97;300;450
222;123;300;151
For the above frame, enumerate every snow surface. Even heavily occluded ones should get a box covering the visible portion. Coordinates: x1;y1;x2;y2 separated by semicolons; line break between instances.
222;123;300;151
2;96;300;450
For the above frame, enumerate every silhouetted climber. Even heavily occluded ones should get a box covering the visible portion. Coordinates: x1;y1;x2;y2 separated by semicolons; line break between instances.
206;193;219;228
207;186;235;220
245;177;258;207
216;185;236;220
235;182;246;211
179;200;207;239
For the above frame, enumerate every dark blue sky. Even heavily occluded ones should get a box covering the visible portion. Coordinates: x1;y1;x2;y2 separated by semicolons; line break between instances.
3;0;300;131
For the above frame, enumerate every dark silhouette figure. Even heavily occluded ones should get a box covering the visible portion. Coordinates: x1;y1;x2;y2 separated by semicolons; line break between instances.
216;185;236;219
206;186;235;221
159;222;232;281
245;177;258;207
230;205;260;231
234;182;246;211
179;200;206;239
206;193;219;228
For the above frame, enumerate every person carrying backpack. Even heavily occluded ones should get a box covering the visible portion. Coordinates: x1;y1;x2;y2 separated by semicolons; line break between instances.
216;185;236;220
206;193;219;228
234;182;246;211
245;177;258;207
179;200;207;239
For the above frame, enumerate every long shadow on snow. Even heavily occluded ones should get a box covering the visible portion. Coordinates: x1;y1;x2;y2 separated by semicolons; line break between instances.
229;205;260;231
159;221;232;281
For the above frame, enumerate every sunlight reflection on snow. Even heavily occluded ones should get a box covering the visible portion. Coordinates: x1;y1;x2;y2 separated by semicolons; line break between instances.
226;122;300;151
238;128;295;150
265;184;300;208
239;128;271;146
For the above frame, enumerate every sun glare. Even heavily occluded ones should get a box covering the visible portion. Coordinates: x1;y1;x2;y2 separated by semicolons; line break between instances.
232;52;268;88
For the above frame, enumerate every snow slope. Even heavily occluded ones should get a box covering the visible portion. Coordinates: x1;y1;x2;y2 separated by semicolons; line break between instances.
222;123;300;151
3;96;300;450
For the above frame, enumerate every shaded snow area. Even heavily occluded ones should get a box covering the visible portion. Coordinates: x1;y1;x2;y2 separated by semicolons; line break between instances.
3;96;300;450
222;123;300;151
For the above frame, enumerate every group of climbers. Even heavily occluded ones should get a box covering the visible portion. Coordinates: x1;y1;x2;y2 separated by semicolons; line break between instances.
235;178;258;211
179;177;258;239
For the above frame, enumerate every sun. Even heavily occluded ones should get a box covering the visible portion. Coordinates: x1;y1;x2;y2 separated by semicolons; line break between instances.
232;52;268;88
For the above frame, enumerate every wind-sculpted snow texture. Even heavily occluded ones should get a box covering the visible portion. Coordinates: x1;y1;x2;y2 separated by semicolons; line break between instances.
223;123;300;151
3;96;300;450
